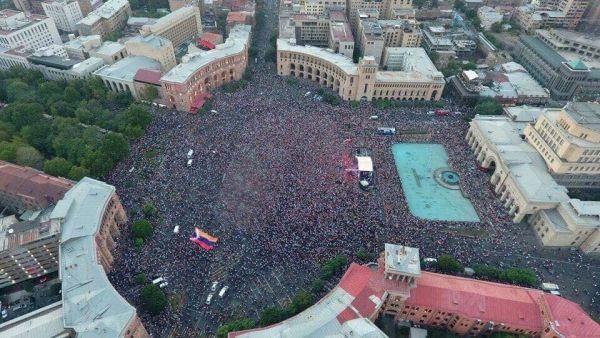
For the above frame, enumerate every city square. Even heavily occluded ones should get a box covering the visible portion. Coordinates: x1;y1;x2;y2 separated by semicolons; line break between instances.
105;62;600;336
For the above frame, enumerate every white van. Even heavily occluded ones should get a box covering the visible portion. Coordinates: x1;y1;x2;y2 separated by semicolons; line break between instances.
541;283;559;291
205;294;213;305
187;159;193;167
218;286;229;298
159;282;168;289
211;281;219;292
187;149;194;159
152;277;164;285
173;225;180;234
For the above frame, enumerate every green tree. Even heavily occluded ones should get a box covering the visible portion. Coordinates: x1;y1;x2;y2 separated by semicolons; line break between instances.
356;248;373;262
135;273;147;285
0;141;18;162
437;254;462;273
63;86;82;103
140;284;168;315
43;157;73;177
132;219;153;240
490;21;503;33
141;85;159;101
68;165;89;180
289;291;314;315
15;145;44;169
474;99;503;116
6;80;32;102
20;122;55;156
311;279;325;293
1;102;44;130
142;202;157;217
81;150;114;177
100;133;129;162
23;279;35;293
135;237;144;250
217;318;256;338
259;306;289;327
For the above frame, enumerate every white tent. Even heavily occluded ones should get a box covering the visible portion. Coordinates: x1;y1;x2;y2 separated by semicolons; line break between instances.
356;156;373;172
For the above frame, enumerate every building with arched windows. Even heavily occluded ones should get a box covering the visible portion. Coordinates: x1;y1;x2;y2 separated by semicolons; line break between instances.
160;24;251;112
277;39;444;102
466;104;600;254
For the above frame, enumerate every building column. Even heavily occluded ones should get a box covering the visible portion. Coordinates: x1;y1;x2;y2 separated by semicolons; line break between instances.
504;196;513;208
495;181;504;194
477;151;486;163
513;211;526;223
509;203;518;216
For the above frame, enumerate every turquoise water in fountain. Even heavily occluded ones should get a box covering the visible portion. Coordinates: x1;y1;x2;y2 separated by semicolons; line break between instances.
391;143;480;222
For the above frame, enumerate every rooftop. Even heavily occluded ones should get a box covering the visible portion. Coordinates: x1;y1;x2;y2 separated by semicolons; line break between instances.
277;38;358;75
126;34;172;49
562;102;600;132
57;178;137;337
330;22;353;42
519;35;566;69
383;243;421;278
78;0;129;26
94;55;160;81
0;160;72;210
93;41;125;56
471;116;569;203
0;10;50;35
378;47;444;83
161;25;251;84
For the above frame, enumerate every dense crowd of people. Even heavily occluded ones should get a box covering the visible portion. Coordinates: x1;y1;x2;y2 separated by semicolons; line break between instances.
105;1;599;335
105;62;599;336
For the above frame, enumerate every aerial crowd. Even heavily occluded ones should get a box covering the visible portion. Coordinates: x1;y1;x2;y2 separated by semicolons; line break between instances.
106;63;600;335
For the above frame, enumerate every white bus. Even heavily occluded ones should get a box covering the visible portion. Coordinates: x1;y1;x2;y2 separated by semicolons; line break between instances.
187;149;194;159
152;277;164;285
218;286;229;298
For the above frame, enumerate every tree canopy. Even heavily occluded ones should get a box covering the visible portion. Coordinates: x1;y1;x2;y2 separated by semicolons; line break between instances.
0;68;151;179
140;284;168;315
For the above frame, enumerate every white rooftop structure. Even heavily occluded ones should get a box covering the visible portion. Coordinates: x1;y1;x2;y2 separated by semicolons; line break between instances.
383;243;421;278
54;178;137;337
463;69;478;81
71;56;105;75
505;105;545;123
78;0;129;26
377;48;444;83
127;16;156;26
94;55;160;82
63;34;102;51
161;24;251;83
0;302;66;338
356;156;373;172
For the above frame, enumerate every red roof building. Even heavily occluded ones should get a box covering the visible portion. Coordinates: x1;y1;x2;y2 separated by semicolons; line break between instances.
230;244;600;338
0;160;73;211
197;32;224;50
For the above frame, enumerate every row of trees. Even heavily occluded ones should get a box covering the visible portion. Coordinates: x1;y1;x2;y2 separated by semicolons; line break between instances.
0;68;152;179
217;255;350;337
428;254;538;287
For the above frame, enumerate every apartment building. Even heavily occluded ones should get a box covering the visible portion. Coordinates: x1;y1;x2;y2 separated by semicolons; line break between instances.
302;0;346;15
160;24;251;112
125;34;177;71
328;21;354;58
515;0;588;31
41;0;83;32
76;0;131;38
466;104;600;253
0;45;31;70
0;10;61;50
357;18;384;63
277;40;445;101
140;6;202;49
525;102;600;188
347;0;412;21
513;35;600;101
379;19;421;47
535;29;600;63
